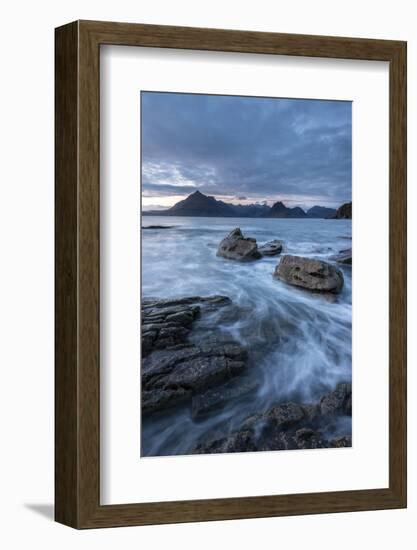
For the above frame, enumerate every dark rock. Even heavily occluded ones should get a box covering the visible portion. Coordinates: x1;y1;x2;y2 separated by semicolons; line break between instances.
330;248;352;265
330;435;352;448
143;343;246;390
141;295;250;416
142;342;247;416
264;402;306;426
301;403;321;422
293;428;328;449
193;430;257;454
142;295;231;309
142;225;174;229
319;382;352;416
192;377;259;419
258;240;284;256
191;383;352;454
242;402;305;432
142;295;231;356
142;387;192;415
274;255;344;294
217;228;262;261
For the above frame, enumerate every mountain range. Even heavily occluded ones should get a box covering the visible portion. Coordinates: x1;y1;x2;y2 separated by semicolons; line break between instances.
143;190;351;219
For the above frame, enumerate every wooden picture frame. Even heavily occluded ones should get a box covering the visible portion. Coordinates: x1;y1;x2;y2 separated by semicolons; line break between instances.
55;20;407;528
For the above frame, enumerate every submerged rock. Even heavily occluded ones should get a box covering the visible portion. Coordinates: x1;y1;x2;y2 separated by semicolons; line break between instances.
193;431;257;454
242;401;306;432
330;435;352;448
191;384;352;454
142;225;174;229
258;239;284;256
192;376;259;419
217;228;262;261
330;248;352;265
319;382;352;416
274;255;344;294
142;387;192;415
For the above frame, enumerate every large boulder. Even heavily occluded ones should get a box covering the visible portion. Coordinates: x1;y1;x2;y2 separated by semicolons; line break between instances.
330;435;352;448
258;239;284;256
217;228;261;261
193;430;257;454
274;255;344;293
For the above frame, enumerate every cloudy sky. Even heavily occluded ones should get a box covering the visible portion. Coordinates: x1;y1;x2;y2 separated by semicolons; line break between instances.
141;92;352;210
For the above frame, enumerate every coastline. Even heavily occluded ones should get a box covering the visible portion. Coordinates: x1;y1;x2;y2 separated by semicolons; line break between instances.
141;218;352;457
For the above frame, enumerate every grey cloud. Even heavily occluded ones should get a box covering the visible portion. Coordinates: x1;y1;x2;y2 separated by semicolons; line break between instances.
141;92;351;205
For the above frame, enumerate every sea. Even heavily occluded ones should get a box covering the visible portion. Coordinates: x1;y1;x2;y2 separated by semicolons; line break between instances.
141;216;352;456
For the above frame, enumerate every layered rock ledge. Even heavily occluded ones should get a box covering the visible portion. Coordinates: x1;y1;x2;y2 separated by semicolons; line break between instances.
141;296;252;416
142;295;230;356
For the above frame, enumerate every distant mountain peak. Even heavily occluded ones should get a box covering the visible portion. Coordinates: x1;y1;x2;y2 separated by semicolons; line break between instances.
161;190;235;217
142;190;344;219
265;201;306;218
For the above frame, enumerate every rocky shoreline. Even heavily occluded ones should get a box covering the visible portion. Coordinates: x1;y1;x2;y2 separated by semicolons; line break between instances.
141;227;352;455
142;296;251;416
192;382;351;454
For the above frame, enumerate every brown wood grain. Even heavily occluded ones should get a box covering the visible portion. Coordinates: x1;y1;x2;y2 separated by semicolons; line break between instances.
55;21;79;527
55;20;407;529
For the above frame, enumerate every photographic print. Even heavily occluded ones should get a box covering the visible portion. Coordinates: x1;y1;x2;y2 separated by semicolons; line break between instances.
141;91;352;457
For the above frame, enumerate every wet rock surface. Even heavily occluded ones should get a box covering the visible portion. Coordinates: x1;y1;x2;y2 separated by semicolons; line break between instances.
143;342;247;393
142;295;230;356
330;435;352;448
274;255;344;294
141;295;352;453
192;383;352;454
141;296;249;416
258;239;284;256
192;376;259;420
217;228;262;261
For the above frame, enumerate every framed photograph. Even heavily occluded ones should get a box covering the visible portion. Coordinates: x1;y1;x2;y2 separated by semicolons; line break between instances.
55;20;406;528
